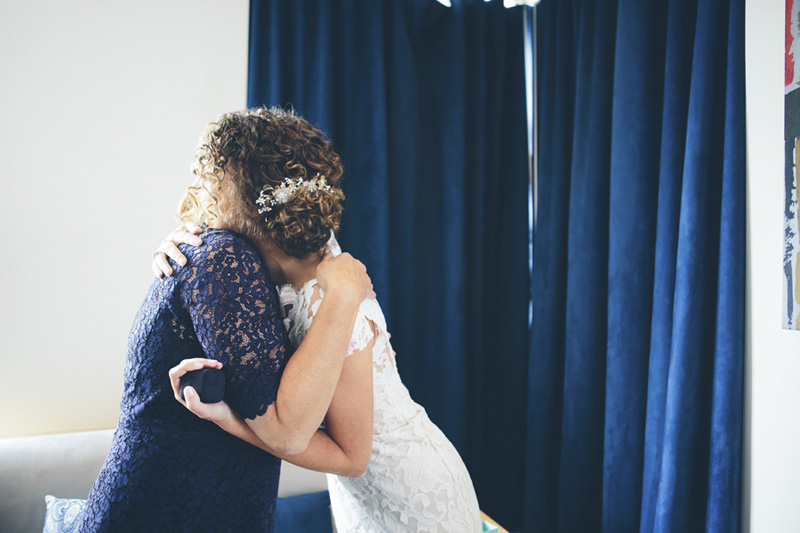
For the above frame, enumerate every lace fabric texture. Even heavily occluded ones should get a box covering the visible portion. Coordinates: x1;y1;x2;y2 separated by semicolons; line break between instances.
279;237;482;532
78;230;286;532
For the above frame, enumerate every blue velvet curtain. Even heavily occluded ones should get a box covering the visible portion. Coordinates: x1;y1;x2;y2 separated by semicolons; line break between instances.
525;0;745;531
248;0;530;529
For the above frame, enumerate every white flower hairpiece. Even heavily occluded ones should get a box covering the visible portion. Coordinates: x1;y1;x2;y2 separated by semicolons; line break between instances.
255;173;333;215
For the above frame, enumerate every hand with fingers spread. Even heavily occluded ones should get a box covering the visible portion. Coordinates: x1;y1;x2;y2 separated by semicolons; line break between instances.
168;358;231;423
152;222;204;278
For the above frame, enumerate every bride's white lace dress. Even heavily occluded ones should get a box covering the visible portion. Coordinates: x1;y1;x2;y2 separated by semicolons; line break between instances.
277;237;482;533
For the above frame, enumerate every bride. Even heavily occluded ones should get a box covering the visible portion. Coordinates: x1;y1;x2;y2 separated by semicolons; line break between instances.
156;107;481;532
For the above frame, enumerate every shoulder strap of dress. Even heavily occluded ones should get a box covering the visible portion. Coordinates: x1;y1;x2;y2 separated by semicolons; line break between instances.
326;231;342;257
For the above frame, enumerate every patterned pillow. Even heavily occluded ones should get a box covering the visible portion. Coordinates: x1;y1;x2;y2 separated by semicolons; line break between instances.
43;496;86;533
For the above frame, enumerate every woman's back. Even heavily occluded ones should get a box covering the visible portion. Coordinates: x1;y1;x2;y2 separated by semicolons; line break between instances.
79;230;287;533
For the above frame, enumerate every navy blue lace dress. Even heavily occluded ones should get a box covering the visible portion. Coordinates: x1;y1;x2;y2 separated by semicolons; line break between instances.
78;230;289;533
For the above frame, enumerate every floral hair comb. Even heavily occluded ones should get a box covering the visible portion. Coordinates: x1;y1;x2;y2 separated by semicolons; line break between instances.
255;173;332;215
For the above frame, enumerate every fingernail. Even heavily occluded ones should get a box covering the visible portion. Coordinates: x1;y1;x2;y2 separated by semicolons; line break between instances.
179;259;187;266
185;388;195;398
194;239;202;245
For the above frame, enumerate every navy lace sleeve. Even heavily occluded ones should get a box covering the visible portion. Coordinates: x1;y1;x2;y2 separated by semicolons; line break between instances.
178;231;288;420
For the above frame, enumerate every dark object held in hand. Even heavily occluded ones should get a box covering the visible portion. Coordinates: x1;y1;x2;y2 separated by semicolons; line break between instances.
180;367;226;403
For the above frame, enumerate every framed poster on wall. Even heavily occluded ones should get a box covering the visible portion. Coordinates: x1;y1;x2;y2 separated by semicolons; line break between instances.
784;0;800;329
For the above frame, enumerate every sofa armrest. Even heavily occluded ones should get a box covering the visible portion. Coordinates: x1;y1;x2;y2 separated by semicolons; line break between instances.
0;429;115;533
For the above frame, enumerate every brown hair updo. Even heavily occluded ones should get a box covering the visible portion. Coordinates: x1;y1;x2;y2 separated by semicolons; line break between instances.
177;107;345;259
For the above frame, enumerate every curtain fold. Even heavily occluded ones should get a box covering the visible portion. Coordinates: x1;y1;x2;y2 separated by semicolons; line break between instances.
248;1;530;529
526;0;744;531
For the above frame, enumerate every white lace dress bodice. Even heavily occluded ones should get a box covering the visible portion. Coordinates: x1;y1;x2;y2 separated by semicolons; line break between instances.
277;238;481;532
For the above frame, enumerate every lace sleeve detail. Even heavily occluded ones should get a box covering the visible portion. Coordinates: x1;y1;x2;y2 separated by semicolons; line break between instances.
349;298;387;356
348;311;374;356
178;231;288;420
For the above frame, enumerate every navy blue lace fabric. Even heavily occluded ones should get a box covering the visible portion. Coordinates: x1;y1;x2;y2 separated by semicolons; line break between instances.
78;230;290;533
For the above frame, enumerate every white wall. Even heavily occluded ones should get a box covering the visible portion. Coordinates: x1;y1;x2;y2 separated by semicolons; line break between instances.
745;1;800;532
0;0;249;438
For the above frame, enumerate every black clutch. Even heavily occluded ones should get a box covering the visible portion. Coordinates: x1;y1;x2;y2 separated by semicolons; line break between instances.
180;367;226;403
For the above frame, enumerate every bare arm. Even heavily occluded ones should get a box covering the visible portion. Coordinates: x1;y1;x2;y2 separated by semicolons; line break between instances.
311;320;375;475
243;251;372;454
173;329;374;477
272;322;374;476
216;419;365;477
246;281;363;454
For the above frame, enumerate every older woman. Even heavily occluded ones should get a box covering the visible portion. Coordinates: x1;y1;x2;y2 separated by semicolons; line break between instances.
77;109;372;533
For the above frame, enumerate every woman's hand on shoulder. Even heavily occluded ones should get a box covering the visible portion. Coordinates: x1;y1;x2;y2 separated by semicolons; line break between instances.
168;358;232;423
152;222;204;278
316;251;376;302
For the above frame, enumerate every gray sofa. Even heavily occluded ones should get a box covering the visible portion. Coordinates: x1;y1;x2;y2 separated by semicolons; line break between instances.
0;429;328;533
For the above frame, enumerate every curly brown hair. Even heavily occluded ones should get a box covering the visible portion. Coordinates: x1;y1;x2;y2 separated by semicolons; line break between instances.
177;107;345;259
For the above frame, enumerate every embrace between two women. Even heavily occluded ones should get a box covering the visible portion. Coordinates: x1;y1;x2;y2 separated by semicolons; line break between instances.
78;108;481;532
